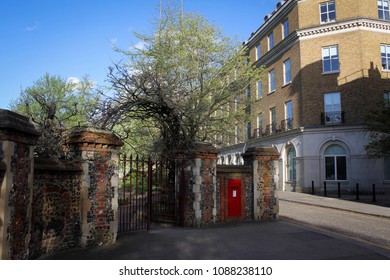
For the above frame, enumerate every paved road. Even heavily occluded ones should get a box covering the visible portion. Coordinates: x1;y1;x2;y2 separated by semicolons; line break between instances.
279;200;390;250
40;191;390;260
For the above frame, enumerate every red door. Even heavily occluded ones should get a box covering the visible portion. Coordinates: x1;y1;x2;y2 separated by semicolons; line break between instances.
228;180;241;217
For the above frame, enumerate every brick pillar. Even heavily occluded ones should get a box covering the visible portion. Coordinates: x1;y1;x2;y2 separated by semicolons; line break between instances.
243;147;280;221
178;143;218;227
0;110;39;260
66;127;123;247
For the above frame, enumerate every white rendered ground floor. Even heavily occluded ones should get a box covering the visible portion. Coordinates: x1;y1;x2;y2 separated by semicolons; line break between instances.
218;125;389;194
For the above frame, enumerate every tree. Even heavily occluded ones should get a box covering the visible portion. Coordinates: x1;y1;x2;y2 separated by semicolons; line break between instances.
11;73;100;158
99;2;262;157
365;101;390;157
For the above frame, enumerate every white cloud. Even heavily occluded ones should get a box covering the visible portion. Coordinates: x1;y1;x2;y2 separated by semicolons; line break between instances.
25;21;39;32
67;77;81;86
133;41;146;50
67;76;96;91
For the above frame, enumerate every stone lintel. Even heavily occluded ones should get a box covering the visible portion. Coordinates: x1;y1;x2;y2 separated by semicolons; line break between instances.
0;109;39;145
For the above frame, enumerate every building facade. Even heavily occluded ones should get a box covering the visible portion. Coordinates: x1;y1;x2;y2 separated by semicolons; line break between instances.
218;0;390;194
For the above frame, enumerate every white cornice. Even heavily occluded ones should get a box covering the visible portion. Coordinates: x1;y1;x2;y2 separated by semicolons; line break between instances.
297;18;390;40
246;0;298;48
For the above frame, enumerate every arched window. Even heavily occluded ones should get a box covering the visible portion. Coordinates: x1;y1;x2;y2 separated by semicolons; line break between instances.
287;146;296;181
324;144;347;180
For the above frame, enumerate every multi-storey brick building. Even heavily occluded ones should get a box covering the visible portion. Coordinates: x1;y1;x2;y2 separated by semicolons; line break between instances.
218;0;390;194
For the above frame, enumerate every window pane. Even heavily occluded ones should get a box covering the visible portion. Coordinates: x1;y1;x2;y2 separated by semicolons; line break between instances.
324;92;341;113
324;94;333;110
331;59;339;71
287;147;297;181
320;4;327;13
329;11;336;21
257;44;261;59
271;108;276;132
337;156;347;180
283;19;289;38
325;157;335;180
284;59;291;83
258;113;263;128
322;48;330;58
325;144;346;155
330;46;338;56
257;81;262;98
323;60;331;72
268;33;274;49
271;108;276;120
269;70;275;92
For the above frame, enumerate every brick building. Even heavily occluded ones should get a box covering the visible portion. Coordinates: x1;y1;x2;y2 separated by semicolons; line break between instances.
218;0;390;194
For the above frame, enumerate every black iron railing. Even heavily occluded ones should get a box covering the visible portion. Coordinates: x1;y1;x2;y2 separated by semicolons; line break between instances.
321;111;345;125
280;118;293;131
251;118;294;140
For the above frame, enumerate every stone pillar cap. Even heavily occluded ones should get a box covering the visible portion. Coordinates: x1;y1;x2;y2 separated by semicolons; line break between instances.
242;146;280;157
0;109;39;144
66;126;124;147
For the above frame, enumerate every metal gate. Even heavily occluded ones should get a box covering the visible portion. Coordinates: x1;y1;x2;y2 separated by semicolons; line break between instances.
118;155;177;232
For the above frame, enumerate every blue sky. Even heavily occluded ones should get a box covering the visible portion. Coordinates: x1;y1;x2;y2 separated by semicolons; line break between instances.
0;0;279;109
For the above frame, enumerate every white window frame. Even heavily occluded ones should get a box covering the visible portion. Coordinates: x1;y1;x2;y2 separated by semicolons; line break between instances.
256;44;261;60
322;45;339;73
268;69;275;93
268;32;274;50
324;144;347;181
283;58;291;85
381;44;390;71
257;112;263;130
257;81;263;99
285;101;293;120
286;146;297;181
270;107;277;133
320;1;336;24
283;18;289;39
324;92;342;124
378;0;390;21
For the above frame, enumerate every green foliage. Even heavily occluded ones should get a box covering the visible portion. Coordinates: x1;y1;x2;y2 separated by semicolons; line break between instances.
365;102;390;157
103;1;262;157
11;73;100;158
11;73;98;127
